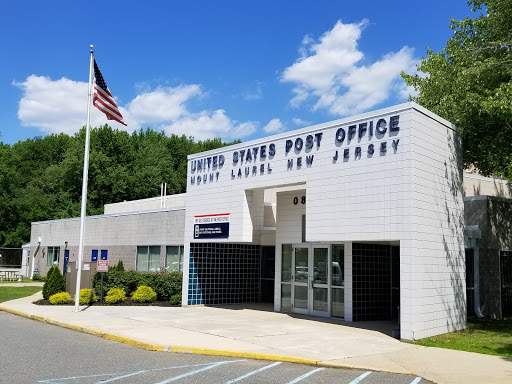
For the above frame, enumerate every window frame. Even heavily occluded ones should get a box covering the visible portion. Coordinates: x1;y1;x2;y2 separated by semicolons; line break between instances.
46;246;61;266
165;245;184;273
135;245;161;272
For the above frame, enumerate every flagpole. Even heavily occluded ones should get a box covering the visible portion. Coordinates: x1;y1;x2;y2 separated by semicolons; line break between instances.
75;45;94;312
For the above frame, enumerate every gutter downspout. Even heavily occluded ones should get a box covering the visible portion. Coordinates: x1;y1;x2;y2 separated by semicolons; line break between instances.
30;241;41;279
471;237;484;318
465;226;484;318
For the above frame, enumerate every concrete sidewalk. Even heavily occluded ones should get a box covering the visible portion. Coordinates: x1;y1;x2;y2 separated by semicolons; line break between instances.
1;292;510;384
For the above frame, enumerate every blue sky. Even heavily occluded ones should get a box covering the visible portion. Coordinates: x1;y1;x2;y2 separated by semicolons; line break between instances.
1;1;475;145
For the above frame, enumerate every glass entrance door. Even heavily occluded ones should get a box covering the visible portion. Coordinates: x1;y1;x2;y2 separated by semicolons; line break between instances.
292;247;309;314
291;244;330;317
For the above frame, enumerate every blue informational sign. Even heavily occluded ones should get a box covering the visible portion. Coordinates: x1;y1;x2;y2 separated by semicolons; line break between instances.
193;214;230;239
100;250;108;260
91;250;98;262
194;222;229;239
63;250;70;276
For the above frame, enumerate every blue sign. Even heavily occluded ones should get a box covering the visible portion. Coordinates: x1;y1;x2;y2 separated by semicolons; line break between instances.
194;222;229;239
63;250;70;276
100;250;108;260
91;250;98;262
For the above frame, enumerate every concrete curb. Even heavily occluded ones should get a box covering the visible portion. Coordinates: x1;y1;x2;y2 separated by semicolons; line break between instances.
0;304;426;381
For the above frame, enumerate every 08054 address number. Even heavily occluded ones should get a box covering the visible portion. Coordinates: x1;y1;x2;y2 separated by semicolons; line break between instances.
293;196;306;205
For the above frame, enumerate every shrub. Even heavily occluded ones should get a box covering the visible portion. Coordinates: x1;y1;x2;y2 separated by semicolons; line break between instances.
116;260;125;272
49;292;71;305
42;266;65;299
131;286;157;303
105;288;127;304
170;293;182;306
152;271;182;301
79;289;97;306
93;269;141;297
93;269;182;302
32;274;45;281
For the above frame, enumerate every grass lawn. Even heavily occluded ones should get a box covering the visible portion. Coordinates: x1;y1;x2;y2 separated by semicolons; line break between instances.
415;318;512;358
0;286;42;304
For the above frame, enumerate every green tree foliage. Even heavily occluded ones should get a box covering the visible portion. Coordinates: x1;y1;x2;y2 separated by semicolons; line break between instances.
116;260;125;272
402;0;512;179
0;126;235;247
42;266;65;299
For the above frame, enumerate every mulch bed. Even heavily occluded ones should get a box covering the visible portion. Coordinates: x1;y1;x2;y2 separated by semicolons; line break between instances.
33;298;177;307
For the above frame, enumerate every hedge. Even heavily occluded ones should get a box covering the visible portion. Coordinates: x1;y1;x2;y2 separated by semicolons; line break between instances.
93;269;182;302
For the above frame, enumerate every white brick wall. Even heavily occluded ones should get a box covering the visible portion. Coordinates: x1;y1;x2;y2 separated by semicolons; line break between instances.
184;102;465;340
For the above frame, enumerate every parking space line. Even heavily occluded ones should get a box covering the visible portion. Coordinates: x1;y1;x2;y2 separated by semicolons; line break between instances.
39;373;118;383
222;362;283;384
154;361;234;384
96;370;147;383
348;371;372;384
38;361;246;384
285;367;325;384
409;378;422;384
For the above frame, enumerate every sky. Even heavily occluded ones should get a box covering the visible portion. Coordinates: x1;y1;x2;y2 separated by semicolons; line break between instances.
1;1;476;145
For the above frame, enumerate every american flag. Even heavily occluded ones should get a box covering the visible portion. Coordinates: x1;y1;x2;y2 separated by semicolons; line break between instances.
93;59;127;126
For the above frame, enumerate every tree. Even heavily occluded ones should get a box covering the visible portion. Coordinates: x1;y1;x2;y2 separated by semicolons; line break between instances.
42;266;65;299
402;0;512;179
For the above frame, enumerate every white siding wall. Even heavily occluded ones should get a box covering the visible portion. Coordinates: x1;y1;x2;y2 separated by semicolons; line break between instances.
183;102;464;339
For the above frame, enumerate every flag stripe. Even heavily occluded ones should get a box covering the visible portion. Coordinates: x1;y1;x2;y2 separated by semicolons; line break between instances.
94;82;118;107
93;98;124;123
93;94;124;121
93;102;123;123
93;100;126;125
92;58;127;126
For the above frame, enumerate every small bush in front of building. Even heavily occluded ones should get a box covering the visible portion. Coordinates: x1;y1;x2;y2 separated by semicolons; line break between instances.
116;260;125;272
151;271;182;301
42;266;65;300
170;293;181;306
79;289;97;306
32;274;45;282
131;286;157;303
49;292;71;305
93;269;182;302
105;288;127;304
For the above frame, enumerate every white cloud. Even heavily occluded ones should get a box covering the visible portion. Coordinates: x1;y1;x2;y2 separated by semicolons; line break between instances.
13;75;127;135
292;117;311;127
263;118;285;134
14;76;256;140
162;110;258;141
126;85;202;123
281;20;418;116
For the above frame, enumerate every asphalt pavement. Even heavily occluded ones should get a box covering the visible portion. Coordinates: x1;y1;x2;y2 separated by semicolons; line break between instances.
0;288;510;384
0;311;428;384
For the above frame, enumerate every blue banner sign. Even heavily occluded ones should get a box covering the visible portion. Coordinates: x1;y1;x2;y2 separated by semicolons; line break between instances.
193;214;230;239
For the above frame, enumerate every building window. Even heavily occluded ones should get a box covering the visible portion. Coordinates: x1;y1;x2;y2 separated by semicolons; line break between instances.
165;245;184;272
46;247;60;266
136;246;161;272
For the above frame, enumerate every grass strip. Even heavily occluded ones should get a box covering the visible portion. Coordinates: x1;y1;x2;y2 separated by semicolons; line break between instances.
415;318;512;358
0;286;42;303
